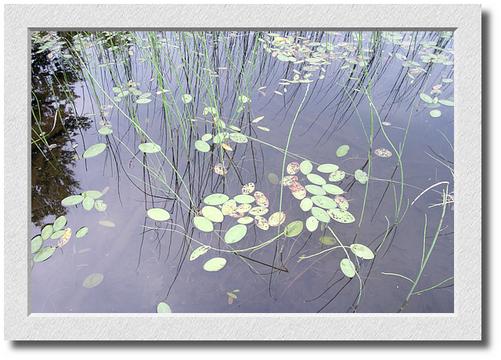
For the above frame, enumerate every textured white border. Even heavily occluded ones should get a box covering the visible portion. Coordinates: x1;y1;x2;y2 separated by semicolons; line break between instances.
4;4;481;341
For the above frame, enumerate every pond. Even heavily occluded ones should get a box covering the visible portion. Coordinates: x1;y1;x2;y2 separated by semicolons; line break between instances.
30;31;454;313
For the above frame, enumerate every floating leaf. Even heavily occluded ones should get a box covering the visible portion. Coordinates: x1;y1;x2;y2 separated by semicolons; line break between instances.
307;173;326;186
311;195;337;209
252;116;264;123
201;206;224;223
305;184;326;196
203;257;227;272
320;236;335;245
181;94;193;104
50;229;66;240
249;206;269;216
193;216;214;233
336;145;350;157
224;224;248;244
83;143;106;159
138;142;161;154
98;126;113;136
201;133;213;142
419;93;434;104
212;132;229;144
94;200;107;212
257;126;270;132
61;194;83;207
53;216;67;232
33;246;56;263
286;162;300;175
268;212;286;227
340;258;356;278
289;181;306;200
83;190;102;199
300;198;313;212
82;196;95;211
229;132;248;144
221;200;238;215
328;208;355;224
350;244;375;260
31;235;43;253
241;182;255;195
354;169;368;184
284;220;304;237
204;193;229;206
322;184;344;195
281;175;298;186
329;169;346;182
190;245;209;261
98;220;116;228
41;224;53;240
430;109;442;118
195;140;211;153
75;226;89;238
438;99;454;106
57;228;72;247
254;191;269;207
234;194;255;204
157;302;172;313
311;207;330;223
335;195;349;210
83;273;104;288
300;160;313;175
147;208;171;222
254;216;270;230
136;97;152;104
317;164;339;173
237;216;254;225
306;216;319;232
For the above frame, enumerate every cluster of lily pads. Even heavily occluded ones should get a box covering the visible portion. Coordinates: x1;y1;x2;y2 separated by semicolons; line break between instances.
112;81;153;104
419;83;454;118
61;189;109;213
31;214;88;263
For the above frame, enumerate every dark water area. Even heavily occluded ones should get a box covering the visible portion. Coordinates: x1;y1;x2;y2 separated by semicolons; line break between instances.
30;31;454;313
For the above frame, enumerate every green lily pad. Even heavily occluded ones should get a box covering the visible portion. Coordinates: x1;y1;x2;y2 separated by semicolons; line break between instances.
190;245;210;261
224;224;247;244
311;195;337;209
61;194;84;207
75;226;89;238
305;184;326;196
83;273;104;288
203;193;229;206
201;206;224;223
33;246;56;262
284;220;304;237
350;243;375;260
300;198;313;212
438;99;454;106
147;208;171;222
329;170;346;182
311;207;330;223
157;302;172;313
195;140;211;152
300;160;313;175
53;216;67;231
229;132;248;144
307;173;326;186
139;142;161;154
50;229;66;239
336;145;350;157
94;200;107;212
203;257;227;272
136;97;152;104
419;93;434;104
98;126;113;136
193;216;214;233
31;235;43;253
83;190;103;199
201;133;213;142
430;109;442;118
83;143;106;159
306;216;319;232
41;224;53;240
181;94;193;104
340;258;356;278
317;163;339;173
354;169;368;184
233;194;255;204
82;196;95;211
322;184;344;195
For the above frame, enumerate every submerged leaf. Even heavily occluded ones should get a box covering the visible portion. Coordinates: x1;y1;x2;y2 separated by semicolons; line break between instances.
284;220;304;237
429;109;442;118
83;273;104;288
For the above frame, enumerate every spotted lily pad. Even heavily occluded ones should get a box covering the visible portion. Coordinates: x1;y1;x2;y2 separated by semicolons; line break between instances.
329;170;346;182
374;148;392;158
354;169;368;184
241;182;255;195
254;191;269;207
328;208;355;224
268;212;286;227
287;162;300;175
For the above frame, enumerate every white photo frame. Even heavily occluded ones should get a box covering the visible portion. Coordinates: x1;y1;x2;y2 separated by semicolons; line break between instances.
4;4;481;341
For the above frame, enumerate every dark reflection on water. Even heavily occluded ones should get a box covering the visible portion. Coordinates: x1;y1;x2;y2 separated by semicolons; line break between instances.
30;31;454;313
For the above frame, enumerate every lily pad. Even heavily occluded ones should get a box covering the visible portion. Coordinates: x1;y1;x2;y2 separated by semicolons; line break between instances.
190;245;209;261
300;160;313;175
31;235;43;253
201;206;224;223
430;109;442;118
340;258;356;278
237;216;254;225
311;207;330;223
139;142;161;154
83;143;106;159
53;216;67;232
195;140;211;153
157;302;172;313
181;94;193;104
234;194;255;204
229;132;248;144
82;196;95;211
33;246;56;263
83;273;104;288
284;220;304;237
136;97;152;104
306;216;319;232
419;93;434;104
41;224;53;240
322;184;344;195
75;226;89;238
268;212;286;227
203;257;227;272
306;173;326;186
147;208;171;222
98;126;113;136
305;184;326;196
204;193;229;206
50;229;66;240
317;164;339;173
61;194;84;207
350;244;375;260
224;224;247;244
94;200;107;212
336;145;350;157
354;169;368;184
311;195;337;209
328;208;356;224
300;198;313;212
83;190;103;199
193;216;214;233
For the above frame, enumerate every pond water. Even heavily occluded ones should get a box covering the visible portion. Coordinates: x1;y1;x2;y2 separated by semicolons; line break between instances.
30;31;454;313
